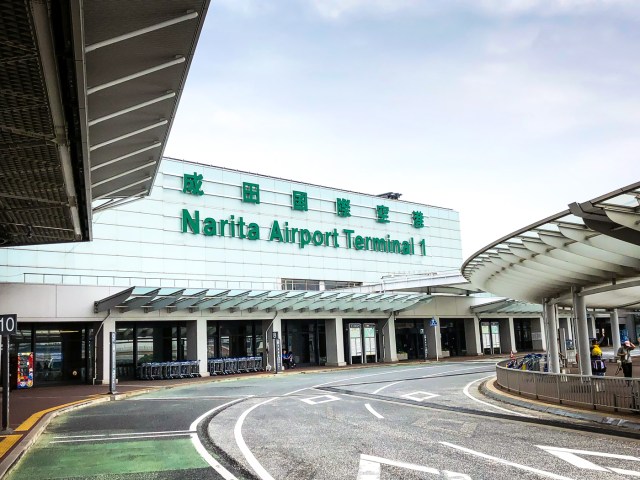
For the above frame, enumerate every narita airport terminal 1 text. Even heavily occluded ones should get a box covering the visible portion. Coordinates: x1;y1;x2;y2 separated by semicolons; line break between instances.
181;209;427;256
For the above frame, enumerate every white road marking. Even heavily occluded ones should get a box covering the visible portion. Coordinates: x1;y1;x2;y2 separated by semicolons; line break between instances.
462;374;531;417
356;454;471;479
300;394;340;405
189;397;249;480
53;429;194;439
234;364;479;480
372;381;402;395
368;366;490;397
402;391;440;402
51;432;193;443
128;395;242;401
440;442;575;480
609;467;640;477
234;398;278;480
537;445;640;475
365;403;384;419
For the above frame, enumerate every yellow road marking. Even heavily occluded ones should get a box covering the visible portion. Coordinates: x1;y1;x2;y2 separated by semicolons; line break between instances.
16;397;102;432
0;434;22;457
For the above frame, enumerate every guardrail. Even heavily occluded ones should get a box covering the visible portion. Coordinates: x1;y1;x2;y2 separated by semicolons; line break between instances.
496;359;640;414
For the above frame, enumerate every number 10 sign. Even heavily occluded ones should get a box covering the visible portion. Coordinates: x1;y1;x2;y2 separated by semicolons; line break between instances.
0;314;17;336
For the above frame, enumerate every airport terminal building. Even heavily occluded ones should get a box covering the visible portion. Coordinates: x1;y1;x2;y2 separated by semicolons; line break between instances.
3;157;629;387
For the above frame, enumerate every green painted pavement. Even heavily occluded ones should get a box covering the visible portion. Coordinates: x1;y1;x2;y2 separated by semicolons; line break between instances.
7;436;208;479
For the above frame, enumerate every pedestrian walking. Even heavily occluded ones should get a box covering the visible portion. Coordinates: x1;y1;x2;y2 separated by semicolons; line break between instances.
617;340;636;378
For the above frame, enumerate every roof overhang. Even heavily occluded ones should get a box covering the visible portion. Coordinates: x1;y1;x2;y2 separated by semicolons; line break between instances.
94;288;431;315
0;0;209;246
462;181;640;308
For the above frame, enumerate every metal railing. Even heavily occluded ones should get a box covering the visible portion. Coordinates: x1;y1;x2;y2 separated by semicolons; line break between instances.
496;359;640;414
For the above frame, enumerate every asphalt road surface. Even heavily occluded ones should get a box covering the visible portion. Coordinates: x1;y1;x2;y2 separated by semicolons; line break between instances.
7;361;640;479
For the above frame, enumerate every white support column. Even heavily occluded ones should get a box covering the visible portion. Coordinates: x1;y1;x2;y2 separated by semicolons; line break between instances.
425;317;442;360
96;316;116;385
588;313;597;340
539;316;547;351
326;317;346;367
187;318;209;377
382;313;398;362
610;309;621;353
464;317;482;356
508;317;517;353
574;288;592;376
544;301;560;374
262;315;282;371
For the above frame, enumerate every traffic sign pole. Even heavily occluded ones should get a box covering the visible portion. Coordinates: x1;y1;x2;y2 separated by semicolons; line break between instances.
2;335;10;432
430;318;439;362
0;314;17;433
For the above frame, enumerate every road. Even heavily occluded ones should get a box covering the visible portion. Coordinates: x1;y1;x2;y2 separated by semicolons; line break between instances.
6;361;640;479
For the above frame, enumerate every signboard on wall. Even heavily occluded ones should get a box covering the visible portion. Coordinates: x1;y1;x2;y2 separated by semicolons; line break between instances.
349;323;362;357
363;324;376;356
180;172;432;260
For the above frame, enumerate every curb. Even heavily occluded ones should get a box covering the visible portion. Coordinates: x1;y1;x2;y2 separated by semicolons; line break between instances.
479;378;640;432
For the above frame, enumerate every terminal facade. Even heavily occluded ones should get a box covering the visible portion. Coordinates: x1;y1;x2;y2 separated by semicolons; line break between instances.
1;158;635;386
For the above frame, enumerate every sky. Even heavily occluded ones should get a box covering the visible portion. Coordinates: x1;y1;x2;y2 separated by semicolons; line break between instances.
165;0;640;261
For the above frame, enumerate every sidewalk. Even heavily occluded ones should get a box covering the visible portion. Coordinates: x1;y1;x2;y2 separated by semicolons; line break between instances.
480;376;640;432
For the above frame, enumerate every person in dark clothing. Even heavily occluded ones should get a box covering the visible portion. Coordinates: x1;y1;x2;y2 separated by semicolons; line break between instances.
617;340;636;378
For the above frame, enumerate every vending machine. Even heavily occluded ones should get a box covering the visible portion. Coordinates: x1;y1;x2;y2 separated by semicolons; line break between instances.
17;352;34;389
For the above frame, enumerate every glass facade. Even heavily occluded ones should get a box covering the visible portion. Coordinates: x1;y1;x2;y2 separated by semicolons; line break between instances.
8;323;93;387
207;321;263;358
440;319;467;357
283;319;326;366
115;322;187;379
395;320;425;360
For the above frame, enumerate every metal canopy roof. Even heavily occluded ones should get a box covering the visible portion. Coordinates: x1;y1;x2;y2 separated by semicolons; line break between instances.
94;288;429;315
470;299;544;315
0;0;209;247
462;182;640;308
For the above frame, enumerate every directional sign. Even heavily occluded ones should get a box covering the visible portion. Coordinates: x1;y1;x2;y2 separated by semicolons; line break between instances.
0;314;17;336
429;318;438;327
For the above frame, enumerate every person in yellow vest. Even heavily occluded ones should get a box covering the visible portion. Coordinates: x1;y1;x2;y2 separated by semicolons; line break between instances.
590;339;606;376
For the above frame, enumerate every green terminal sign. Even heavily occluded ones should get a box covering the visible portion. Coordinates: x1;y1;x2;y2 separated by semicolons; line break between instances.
180;172;428;257
182;209;427;256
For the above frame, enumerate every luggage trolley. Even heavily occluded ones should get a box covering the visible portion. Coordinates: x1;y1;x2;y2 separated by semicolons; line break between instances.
209;358;223;375
246;356;256;372
190;360;201;377
224;357;238;375
253;355;263;371
179;361;191;378
237;357;248;373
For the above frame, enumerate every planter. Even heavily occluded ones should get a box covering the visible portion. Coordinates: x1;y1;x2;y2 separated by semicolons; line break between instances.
441;350;450;358
397;352;408;361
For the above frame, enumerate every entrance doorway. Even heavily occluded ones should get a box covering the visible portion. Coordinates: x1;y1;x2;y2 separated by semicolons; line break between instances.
283;319;326;366
440;319;467;357
513;319;533;351
395;320;425;360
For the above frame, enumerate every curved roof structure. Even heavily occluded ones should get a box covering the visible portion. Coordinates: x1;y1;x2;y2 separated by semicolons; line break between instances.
462;181;640;308
0;0;209;246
